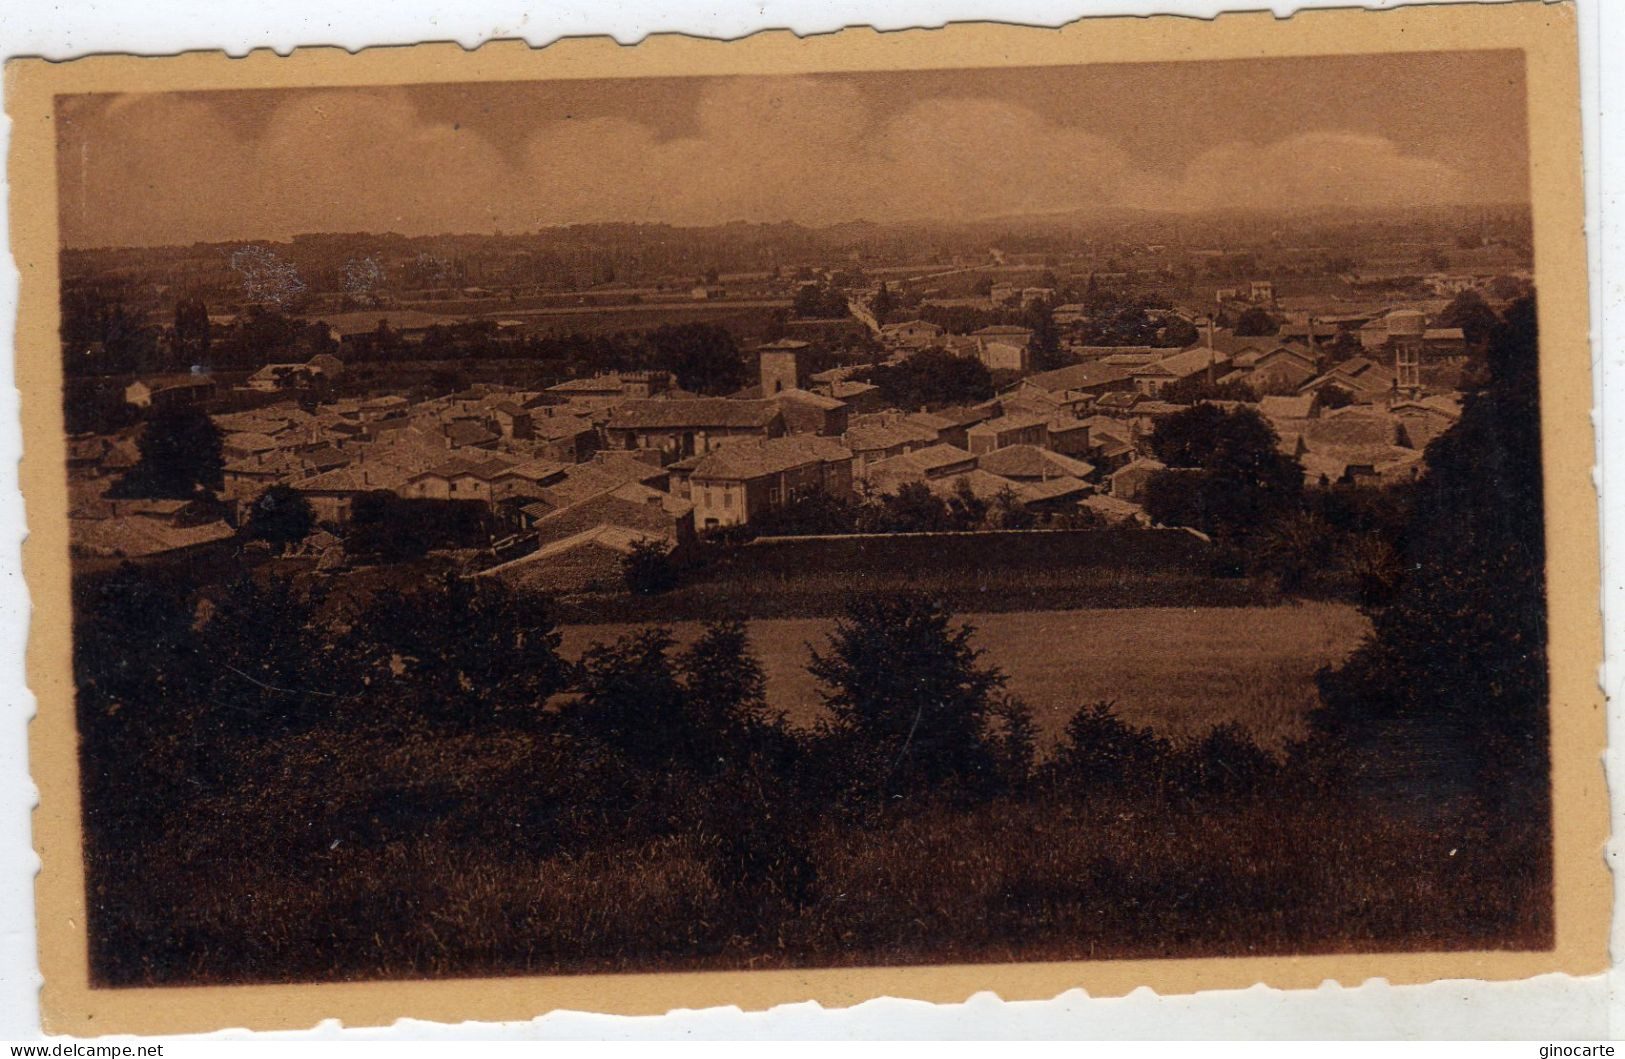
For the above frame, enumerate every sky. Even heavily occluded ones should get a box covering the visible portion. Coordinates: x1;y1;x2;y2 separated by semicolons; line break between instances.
55;50;1529;248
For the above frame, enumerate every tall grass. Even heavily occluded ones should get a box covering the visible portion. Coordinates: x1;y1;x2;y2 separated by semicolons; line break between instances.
87;772;1548;986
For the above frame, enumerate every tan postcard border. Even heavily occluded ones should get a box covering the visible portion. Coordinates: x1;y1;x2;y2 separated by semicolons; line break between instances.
6;1;1606;1036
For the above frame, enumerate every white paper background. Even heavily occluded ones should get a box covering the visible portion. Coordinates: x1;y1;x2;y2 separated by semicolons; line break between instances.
0;0;1617;1040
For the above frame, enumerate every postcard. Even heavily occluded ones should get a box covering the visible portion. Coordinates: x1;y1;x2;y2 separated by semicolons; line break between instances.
6;1;1607;1035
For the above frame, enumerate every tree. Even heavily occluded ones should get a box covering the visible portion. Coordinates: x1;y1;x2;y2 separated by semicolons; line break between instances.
986;487;1036;530
1234;307;1279;337
1021;300;1066;372
871;283;897;326
1314;296;1548;809
749;489;860;537
1159;375;1256;405
1144;404;1303;538
809;593;1006;798
646;322;746;395
1317;383;1355;410
244;484;314;553
343;574;569;732
792;284;849;319
879;481;953;533
111;405;224;499
1159;316;1201;348
676;619;789;767
622;538;678;595
172;297;212;362
1438;289;1502;347
569;627;690;768
862;347;994;410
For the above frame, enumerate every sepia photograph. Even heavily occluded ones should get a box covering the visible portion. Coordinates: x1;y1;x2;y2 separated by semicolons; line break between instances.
7;1;1608;1036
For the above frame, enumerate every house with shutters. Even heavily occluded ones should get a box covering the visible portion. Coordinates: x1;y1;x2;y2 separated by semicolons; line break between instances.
683;436;854;529
604;398;784;461
965;413;1049;455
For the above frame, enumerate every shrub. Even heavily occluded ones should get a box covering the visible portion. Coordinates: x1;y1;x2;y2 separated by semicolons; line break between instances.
622;538;679;595
808;592;1006;800
243;484;315;552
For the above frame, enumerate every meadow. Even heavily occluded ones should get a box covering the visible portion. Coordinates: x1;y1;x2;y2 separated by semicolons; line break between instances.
558;601;1370;746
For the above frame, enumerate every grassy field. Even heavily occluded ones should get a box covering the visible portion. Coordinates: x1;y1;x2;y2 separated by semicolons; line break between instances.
558;601;1369;747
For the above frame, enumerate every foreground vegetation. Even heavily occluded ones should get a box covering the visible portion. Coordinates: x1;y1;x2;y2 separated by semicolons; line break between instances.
557;602;1367;747
72;299;1551;986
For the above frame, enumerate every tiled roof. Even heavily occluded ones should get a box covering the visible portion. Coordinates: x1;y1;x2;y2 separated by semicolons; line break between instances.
967;413;1048;436
772;387;847;411
70;517;235;558
607;398;781;431
977;445;1095;480
1016;475;1092;503
497;458;570;483
1259;395;1318;420
1020;362;1134;394
414;455;519;482
1305;412;1401;449
531;414;596;441
547;374;629;394
1136;347;1231;380
223;432;283;453
843;418;940;453
690;436;851;482
444;420;500;447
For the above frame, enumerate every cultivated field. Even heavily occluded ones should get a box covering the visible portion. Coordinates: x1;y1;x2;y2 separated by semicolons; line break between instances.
558;601;1370;747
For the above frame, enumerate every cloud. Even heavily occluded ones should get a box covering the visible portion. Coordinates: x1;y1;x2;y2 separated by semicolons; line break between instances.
1125;131;1469;213
57;84;1477;247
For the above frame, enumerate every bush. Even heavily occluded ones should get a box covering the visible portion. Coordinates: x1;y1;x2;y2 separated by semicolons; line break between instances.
243;484;315;552
808;592;1006;800
622;538;679;595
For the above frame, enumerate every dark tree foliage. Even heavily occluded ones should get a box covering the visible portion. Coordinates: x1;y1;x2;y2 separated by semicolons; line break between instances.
1314;296;1548;809
1438;289;1503;347
172;297;212;362
792;284;850;319
108;406;224;499
569;627;694;770
675;621;813;908
1159;375;1255;405
340;573;570;732
861;347;994;410
1048;702;1174;794
193;575;341;740
870;283;897;326
1021;301;1067;372
621;538;679;595
345;493;493;559
917;303;997;335
809;593;1008;798
243;484;315;552
1143;404;1303;538
63;380;141;435
676;619;790;768
72;564;206;843
60;285;161;376
874;481;955;533
986;487;1036;530
646;323;746;395
210;306;322;370
1317;383;1355;410
1159;316;1202;349
748;488;862;537
1074;304;1164;347
1233;307;1280;337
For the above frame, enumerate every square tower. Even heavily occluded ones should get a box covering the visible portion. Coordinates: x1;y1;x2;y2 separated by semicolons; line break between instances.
758;340;807;395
